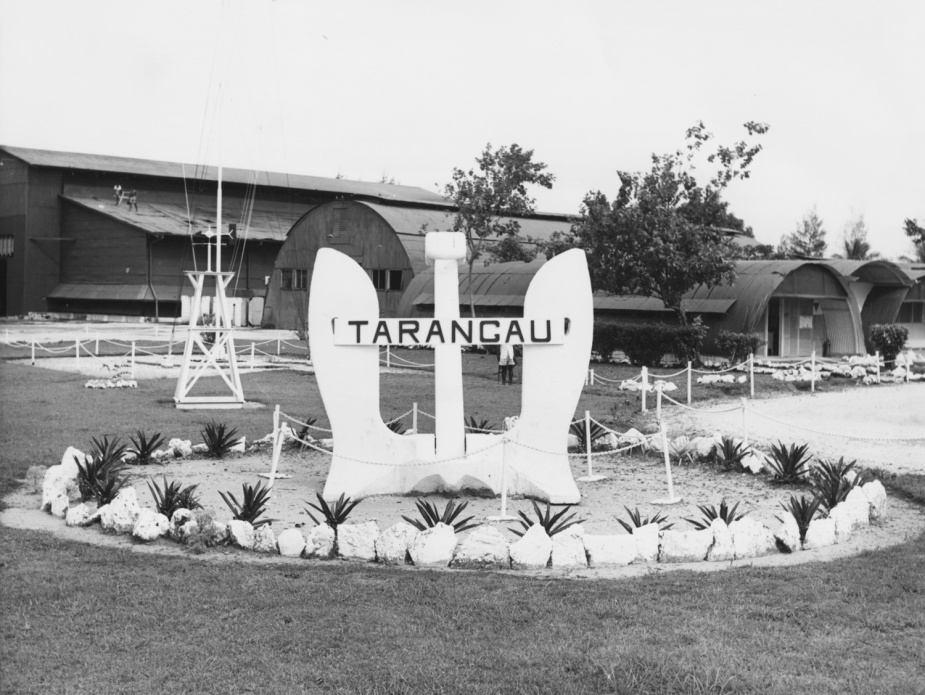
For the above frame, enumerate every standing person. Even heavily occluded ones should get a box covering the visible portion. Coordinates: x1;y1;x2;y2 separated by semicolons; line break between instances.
498;342;516;385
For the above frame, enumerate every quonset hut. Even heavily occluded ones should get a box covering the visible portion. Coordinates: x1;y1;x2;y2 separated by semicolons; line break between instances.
0;145;446;320
261;200;571;331
399;258;923;358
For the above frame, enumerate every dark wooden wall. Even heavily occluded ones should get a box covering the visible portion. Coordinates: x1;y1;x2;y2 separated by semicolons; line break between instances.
263;201;414;329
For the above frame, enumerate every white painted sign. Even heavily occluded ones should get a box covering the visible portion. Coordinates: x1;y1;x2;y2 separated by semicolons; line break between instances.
333;317;566;346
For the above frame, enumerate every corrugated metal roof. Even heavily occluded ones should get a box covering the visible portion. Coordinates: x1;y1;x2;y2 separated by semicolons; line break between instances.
62;195;309;242
2;145;450;207
47;283;182;302
593;296;735;313
896;263;925;281
824;259;913;286
361;202;572;273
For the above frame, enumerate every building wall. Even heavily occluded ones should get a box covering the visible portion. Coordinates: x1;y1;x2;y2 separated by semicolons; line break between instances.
263;201;413;329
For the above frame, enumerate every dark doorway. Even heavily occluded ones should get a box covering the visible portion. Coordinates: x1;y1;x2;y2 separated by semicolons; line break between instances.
0;258;7;316
766;298;780;356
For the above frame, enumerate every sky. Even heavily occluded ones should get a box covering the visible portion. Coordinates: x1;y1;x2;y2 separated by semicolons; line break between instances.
1;0;923;259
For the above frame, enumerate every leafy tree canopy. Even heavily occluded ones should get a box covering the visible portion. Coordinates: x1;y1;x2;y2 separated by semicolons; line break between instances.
546;121;768;324
443;143;554;315
834;214;878;260
903;218;925;263
779;207;827;258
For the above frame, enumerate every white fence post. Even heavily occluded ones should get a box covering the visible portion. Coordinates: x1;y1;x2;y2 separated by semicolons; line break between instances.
386;346;391;369
656;384;662;422
651;418;681;505
75;339;80;367
488;437;516;521
250;342;256;369
641;366;648;412
810;350;816;393
578;410;606;482
687;361;692;405
267;404;284;492
748;353;754;398
131;341;136;380
277;336;281;355
31;341;35;365
876;351;881;382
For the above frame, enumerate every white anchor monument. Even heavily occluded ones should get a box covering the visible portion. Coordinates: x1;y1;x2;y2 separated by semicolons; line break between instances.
308;231;593;503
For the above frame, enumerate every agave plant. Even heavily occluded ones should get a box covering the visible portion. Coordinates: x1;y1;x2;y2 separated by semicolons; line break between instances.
568;419;607;453
402;499;480;534
94;473;129;506
385;416;407;435
294;415;318;450
686;499;748;530
714;436;747;472
766;441;813;484
811;457;862;513
779;495;821;543
201;421;240;459
219;480;274;527
616;505;674;533
304;492;361;537
90;435;128;469
465;416;497;434
668;436;696;466
510;501;585;538
76;444;129;503
128;430;165;465
148;477;203;519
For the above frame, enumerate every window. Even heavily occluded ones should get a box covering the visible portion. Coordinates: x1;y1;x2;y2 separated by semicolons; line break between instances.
898;301;924;324
372;269;404;292
281;269;307;291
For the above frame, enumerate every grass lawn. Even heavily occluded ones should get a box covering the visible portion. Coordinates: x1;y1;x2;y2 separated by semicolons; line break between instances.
1;359;924;694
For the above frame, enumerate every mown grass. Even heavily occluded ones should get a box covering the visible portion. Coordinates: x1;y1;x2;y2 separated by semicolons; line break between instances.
1;358;924;694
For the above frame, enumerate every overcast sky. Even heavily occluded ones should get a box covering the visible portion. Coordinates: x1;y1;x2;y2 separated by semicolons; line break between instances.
1;0;923;258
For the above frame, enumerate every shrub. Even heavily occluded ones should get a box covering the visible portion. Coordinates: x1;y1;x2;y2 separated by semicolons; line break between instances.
686;499;747;530
779;495;820;543
148;477;202;518
715;330;766;365
90;435;128;470
616;506;673;533
671;316;708;366
201;421;240;459
128;430;165;465
402;499;479;533
714;436;747;472
766;442;813;484
616;324;672;367
294;415;318;450
304;492;361;538
811;457;863;513
94;473;128;506
592;322;623;363
219;480;274;528
869;324;908;364
510;501;585;538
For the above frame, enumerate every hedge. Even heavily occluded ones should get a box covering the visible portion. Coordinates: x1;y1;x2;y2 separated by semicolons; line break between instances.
593;319;707;367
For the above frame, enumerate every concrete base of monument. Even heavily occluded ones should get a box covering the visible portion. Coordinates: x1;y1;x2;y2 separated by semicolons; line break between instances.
320;432;581;504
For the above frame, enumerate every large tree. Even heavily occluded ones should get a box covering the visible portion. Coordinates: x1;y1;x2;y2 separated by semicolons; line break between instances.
545;121;768;325
443;143;554;316
902;218;925;263
779;207;827;258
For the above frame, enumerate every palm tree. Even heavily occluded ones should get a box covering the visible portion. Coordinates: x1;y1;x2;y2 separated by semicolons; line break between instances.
838;236;879;260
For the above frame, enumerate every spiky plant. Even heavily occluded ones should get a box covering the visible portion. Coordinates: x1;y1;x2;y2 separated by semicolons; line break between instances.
686;499;748;530
385;416;407;435
668;436;696;466
93;471;128;506
304;492;361;538
766;441;813;484
219;480;274;527
295;415;318;450
779;495;821;543
128;430;165;465
402;499;480;534
510;501;585;538
90;435;128;469
568;419;608;453
76;446;128;503
201;421;240;459
616;506;674;533
148;477;202;519
465;416;497;433
811;457;863;513
714;436;747;472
